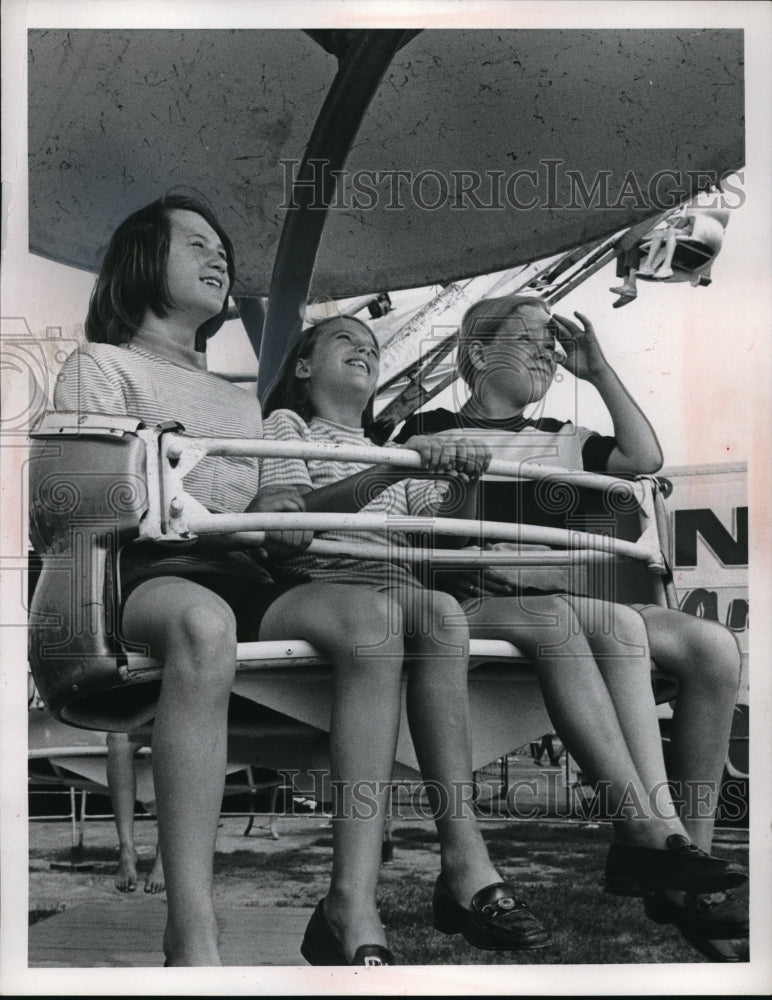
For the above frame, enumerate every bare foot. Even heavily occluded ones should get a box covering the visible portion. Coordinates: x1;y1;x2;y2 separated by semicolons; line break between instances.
115;846;138;893
144;849;165;894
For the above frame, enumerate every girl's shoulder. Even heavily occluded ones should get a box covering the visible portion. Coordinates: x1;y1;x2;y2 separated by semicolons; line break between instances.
62;340;124;363
262;408;311;437
56;341;131;381
63;341;139;375
78;341;131;359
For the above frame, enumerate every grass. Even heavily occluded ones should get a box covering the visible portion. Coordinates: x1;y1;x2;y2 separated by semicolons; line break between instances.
29;819;749;964
376;825;705;965
220;822;748;965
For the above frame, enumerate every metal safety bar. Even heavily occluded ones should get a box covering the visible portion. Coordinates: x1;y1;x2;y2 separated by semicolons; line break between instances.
26;412;671;738
161;434;648;497
146;431;665;572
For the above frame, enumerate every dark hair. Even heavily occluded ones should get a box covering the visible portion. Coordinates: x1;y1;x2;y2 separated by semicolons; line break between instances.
263;315;379;440
456;293;550;387
84;191;235;349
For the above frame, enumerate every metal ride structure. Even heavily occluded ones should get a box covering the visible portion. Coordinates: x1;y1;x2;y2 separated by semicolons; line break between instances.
25;27;745;795
29;412;675;787
369;210;675;442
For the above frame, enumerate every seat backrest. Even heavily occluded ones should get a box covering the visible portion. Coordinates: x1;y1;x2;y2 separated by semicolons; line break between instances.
570;482;671;606
28;412;153;730
483;478;671;606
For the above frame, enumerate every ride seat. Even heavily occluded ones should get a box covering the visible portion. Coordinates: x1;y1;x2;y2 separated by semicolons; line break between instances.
27;412;676;775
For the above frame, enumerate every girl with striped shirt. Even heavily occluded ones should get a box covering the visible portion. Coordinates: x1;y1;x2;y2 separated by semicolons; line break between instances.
262;315;552;958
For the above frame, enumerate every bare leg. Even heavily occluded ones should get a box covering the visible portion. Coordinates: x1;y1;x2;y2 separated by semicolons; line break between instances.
655;228;680;277
106;732;139;893
567;598;690;843
639;607;741;852
123;578;239;966
399;587;502;904
260;583;404;960
638;230;667;274
466;595;687;847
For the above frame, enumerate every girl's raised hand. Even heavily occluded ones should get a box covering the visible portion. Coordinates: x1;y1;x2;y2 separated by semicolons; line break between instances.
551;311;609;381
403;435;491;481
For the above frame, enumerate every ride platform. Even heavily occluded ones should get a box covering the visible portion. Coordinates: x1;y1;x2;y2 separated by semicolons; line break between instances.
29;897;311;968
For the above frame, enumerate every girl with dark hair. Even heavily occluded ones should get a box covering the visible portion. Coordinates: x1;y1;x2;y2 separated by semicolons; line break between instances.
262;315;553;961
54;197;432;967
85;192;235;350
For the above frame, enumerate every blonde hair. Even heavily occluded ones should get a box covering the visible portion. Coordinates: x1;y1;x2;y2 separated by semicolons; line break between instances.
456;294;550;387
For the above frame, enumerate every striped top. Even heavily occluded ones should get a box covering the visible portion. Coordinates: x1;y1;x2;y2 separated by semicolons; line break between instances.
261;409;448;589
53;330;271;586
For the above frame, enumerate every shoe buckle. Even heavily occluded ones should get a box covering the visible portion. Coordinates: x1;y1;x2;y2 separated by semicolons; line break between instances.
481;895;516;917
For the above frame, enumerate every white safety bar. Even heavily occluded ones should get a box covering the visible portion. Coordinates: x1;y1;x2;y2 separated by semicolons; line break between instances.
140;432;665;572
162;435;647;497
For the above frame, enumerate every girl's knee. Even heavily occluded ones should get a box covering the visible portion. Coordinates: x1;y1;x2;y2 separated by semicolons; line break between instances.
577;599;647;648
177;599;236;652
328;590;404;659
646;610;741;692
529;593;582;650
545;594;581;629
423;590;470;650
610;603;649;646
688;620;742;689
164;600;238;686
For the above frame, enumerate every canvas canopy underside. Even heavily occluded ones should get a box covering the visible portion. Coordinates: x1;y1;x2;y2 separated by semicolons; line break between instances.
28;28;744;300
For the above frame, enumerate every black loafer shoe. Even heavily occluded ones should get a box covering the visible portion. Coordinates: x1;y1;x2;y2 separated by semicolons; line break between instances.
300;899;394;966
604;835;748;897
674;929;749;963
432;876;551;951
644;890;749;962
644;883;749;938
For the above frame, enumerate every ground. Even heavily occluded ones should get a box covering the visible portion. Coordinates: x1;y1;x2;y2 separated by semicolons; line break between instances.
28;802;749;966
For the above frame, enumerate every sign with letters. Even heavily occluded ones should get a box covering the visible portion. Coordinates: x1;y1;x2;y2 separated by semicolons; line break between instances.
663;463;748;790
